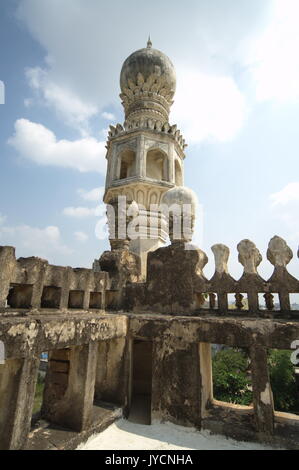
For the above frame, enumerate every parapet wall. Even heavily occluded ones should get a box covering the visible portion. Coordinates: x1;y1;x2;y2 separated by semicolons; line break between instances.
0;246;109;312
126;236;299;318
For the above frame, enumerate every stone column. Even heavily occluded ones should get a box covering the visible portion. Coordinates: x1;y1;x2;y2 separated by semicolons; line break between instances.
168;142;175;184
151;338;200;427
199;342;213;419
250;345;274;438
137;135;146;178
0;356;39;450
110;146;119;182
42;344;98;432
94;337;130;407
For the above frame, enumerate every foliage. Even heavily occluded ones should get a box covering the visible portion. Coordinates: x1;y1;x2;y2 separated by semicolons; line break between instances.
268;349;299;413
212;347;252;406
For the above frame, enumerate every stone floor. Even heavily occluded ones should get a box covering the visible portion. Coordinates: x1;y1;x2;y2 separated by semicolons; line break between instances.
78;419;279;450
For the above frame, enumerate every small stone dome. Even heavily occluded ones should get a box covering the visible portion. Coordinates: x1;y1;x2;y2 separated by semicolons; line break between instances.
161;186;198;215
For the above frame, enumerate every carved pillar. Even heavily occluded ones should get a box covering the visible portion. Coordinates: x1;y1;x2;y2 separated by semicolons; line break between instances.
137;135;146;178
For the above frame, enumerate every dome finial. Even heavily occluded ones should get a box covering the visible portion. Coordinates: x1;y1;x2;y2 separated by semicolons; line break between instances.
147;35;152;49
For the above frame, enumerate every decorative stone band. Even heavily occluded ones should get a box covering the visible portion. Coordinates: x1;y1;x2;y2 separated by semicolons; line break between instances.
107;120;187;152
120;71;175;122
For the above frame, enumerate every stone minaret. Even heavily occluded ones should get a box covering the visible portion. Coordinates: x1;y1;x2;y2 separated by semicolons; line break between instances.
103;39;187;276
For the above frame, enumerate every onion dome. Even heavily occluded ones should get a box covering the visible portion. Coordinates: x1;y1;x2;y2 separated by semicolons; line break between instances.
120;39;176;124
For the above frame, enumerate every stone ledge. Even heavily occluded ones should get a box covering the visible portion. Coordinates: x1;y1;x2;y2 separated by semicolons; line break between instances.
25;403;122;450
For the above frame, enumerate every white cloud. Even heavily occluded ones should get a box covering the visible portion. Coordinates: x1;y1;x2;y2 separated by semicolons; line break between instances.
63;206;102;218
0;222;72;260
101;112;115;121
74;231;88;242
26;67;98;134
172;68;247;143
270;182;299;207
8;119;107;173
78;187;104;202
248;0;299;103
17;0;271;144
0;214;6;225
270;182;299;241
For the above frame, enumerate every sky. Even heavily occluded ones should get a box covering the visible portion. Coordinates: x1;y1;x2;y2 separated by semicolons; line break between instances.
0;0;299;280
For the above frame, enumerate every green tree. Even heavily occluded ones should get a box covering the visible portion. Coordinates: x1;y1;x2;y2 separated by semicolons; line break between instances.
212;347;252;406
268;349;299;413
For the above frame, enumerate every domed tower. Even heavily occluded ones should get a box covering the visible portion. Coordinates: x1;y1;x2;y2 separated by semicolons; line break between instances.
103;39;187;274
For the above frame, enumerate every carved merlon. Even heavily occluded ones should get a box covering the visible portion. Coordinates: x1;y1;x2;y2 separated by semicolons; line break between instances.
211;244;229;275
237;239;262;275
267;235;293;268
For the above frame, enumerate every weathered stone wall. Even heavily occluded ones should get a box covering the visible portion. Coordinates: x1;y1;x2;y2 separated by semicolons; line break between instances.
1;237;299;449
0;246;109;312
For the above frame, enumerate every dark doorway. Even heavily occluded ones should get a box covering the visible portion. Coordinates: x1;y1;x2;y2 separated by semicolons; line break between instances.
129;340;152;425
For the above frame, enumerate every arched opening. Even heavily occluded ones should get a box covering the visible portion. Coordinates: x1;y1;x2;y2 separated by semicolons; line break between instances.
119;150;136;180
146;149;167;181
175;159;183;186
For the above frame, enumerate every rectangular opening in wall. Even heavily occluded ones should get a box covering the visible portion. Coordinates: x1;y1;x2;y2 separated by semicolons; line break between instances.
31;352;48;425
7;283;33;309
68;290;84;309
41;286;61;309
89;292;102;309
258;293;280;311
267;348;299;416
290;294;299;311
227;293;249;311
129;340;152;425
211;344;253;407
105;290;118;310
38;349;71;423
195;293;218;310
